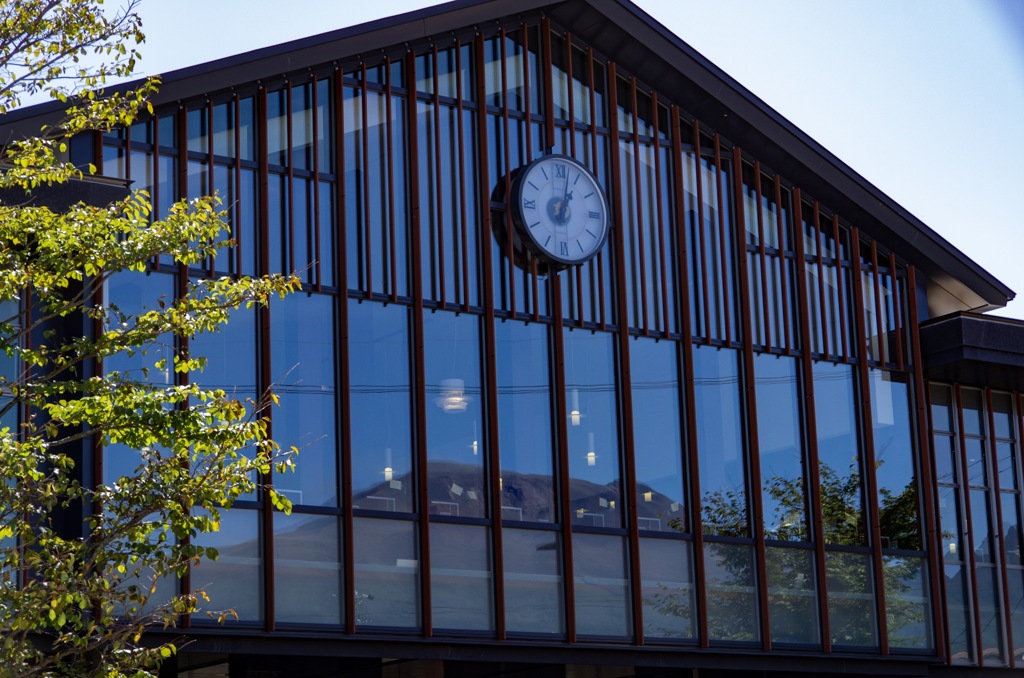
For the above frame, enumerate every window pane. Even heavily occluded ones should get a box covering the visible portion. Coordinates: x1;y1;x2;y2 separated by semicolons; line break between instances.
704;542;759;643
564;329;621;528
353;517;419;628
977;566;1006;665
573;533;631;637
944;564;973;663
755;355;807;541
496;320;554;523
826;551;877;648
430;523;493;631
814;361;867;545
191;509;262;623
870;370;921;551
424;311;486;518
767;547;819;645
1003;493;1023;566
694;346;748;537
631;338;686;532
274;512;342;625
938;486;963;561
639;537;695;640
270;294;337;508
970;489;995;563
883;555;932;650
349;301;414;513
502;528;564;635
929;384;952;433
1006;568;1024;662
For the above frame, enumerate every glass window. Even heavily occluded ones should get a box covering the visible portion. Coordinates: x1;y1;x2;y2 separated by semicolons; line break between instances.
573;533;631;637
630;338;686;532
270;293;338;508
977;566;1006;664
1006;569;1024;662
826;551;878;648
814;361;867;545
639;537;695;640
430;523;493;631
704;542;759;643
349;301;414;514
564;329;621;529
755;354;807;541
424;311;486;518
944;564;973;662
273;512;343;625
191;509;262;623
503;528;564;635
353;517;419;628
693;346;748;537
870;370;921;551
495;320;555;523
883;555;932;650
766;547;819;645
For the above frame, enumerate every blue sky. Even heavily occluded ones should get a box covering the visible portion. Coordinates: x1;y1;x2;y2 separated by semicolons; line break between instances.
131;0;1024;318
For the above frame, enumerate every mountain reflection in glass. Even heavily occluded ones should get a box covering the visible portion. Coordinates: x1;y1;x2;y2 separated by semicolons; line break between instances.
348;300;414;513
424;310;486;518
564;328;621;528
495;320;554;523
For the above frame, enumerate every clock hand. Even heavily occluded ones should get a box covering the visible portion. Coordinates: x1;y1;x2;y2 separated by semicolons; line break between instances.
560;170;571;224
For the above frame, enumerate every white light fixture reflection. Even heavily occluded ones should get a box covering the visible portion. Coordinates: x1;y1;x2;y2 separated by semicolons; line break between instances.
383;447;394;481
586;432;597;466
435;378;470;413
569;389;582;426
643;491;653;503
471;421;479;455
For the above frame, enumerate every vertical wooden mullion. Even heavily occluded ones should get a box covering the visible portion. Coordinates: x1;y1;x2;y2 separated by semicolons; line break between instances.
870;242;885;365
151;115;161;269
254;87;276;632
311;76;322;292
588;48;605;331
677;108;708;647
850;228;889;653
386;59;398;303
176;108;194;629
987;388;1013;666
652;94;669;338
431;46;447;309
833;216;850;361
890;254;905;371
335;68;357;634
630;77;649;335
233;96;243;277
713;134;731;344
499;29;516;317
812;202;828;357
541;18;556;151
955;385;984;664
607;61;644;642
692;122;711;342
286;83;296;280
206;102;216;278
551;275;577;642
523;26;540;321
405;49;433;637
736;151;772;651
773;176;792;355
474;34;505;641
454;46;470;313
753;163;771;348
792;191;831;651
360;66;373;299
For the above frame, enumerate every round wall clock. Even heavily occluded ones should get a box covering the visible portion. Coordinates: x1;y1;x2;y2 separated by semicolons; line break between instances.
509;154;609;267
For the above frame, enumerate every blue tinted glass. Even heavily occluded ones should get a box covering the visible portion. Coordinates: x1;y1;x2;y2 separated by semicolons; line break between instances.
640;537;696;639
755;354;807;541
766;547;820;645
944;564;973;662
883;555;932;650
693;346;748;537
274;512;343;625
573;533;631;637
349;300;414;513
430;523;493;631
424;311;486;518
870;370;921;550
104;271;175;383
503;528;564;635
352;517;419;628
191;509;262;622
826;551;878;648
270;294;337;507
978;566;1006;664
704;542;759;642
564;329;621;529
814;361;866;545
630;338;686;532
495;320;554;523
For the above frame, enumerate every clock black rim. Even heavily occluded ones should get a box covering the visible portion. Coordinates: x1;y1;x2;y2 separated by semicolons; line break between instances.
508;154;610;268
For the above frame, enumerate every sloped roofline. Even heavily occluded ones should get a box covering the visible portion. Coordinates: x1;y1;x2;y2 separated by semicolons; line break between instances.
0;0;1012;311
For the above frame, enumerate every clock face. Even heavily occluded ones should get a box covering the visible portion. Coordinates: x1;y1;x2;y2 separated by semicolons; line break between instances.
510;155;609;267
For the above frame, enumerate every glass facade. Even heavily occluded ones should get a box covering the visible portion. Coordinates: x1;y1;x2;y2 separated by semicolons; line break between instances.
88;8;1024;671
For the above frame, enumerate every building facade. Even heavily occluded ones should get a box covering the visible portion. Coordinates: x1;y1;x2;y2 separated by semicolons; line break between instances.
3;1;1022;676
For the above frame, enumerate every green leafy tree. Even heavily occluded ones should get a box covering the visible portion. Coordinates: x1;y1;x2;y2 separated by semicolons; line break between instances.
0;1;298;674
